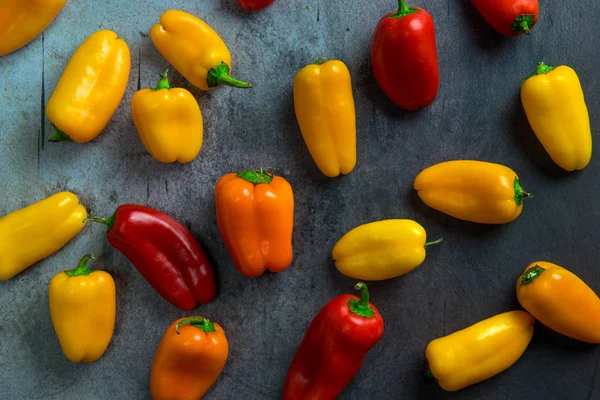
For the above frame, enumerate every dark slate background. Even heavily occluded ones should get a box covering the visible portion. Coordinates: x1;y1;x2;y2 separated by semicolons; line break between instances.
1;1;600;399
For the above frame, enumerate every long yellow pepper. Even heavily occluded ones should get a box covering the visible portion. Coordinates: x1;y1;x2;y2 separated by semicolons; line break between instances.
0;192;87;280
294;59;357;178
49;254;116;363
46;30;131;143
521;62;592;171
0;0;67;56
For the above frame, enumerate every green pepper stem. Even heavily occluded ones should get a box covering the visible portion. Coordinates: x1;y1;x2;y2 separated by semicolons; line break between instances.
206;62;253;88
513;177;533;206
49;125;71;142
520;265;545;285
176;317;217;334
531;62;556;77
390;0;418;18
153;69;171;91
237;168;274;185
349;282;376;318
83;215;116;232
65;254;95;277
512;14;536;36
425;238;443;248
313;57;328;65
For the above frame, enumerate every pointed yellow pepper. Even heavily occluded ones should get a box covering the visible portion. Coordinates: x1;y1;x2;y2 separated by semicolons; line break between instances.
131;70;203;163
49;254;116;363
414;160;532;224
294;59;357;178
150;10;252;91
332;219;442;280
426;310;534;391
46;30;131;143
0;192;87;280
521;62;592;171
0;0;67;56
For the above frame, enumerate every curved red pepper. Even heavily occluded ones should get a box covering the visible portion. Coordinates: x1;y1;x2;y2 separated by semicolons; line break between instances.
371;0;439;110
85;205;216;310
472;0;539;36
283;283;384;400
236;0;275;10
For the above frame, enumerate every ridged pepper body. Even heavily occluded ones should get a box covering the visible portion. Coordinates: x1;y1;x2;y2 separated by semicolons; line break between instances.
46;30;131;143
151;317;228;400
131;70;203;163
0;0;67;56
332;219;441;281
472;0;539;36
426;310;534;391
216;170;294;278
517;262;600;343
0;192;86;280
49;255;116;363
414;160;532;224
293;59;356;177
150;10;252;91
521;63;592;171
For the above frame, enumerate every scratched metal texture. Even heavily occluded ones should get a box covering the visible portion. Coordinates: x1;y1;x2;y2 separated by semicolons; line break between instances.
1;0;600;399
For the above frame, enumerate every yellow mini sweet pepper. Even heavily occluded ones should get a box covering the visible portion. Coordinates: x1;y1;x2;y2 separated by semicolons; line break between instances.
426;310;534;392
0;192;87;280
49;254;116;363
0;0;67;56
294;59;356;178
46;30;131;143
414;160;532;224
521;62;592;171
332;219;442;280
150;10;252;91
131;70;203;163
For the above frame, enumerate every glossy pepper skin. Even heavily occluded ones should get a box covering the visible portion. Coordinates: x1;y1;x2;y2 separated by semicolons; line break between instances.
49;255;116;363
521;63;592;171
472;0;539;36
426;310;534;392
283;283;384;400
131;70;203;163
150;10;252;91
216;169;294;278
371;0;439;110
517;262;600;343
0;192;86;280
85;205;216;310
46;30;130;143
151;317;228;400
332;219;442;281
414;160;532;224
0;0;67;56
294;59;356;177
236;0;275;10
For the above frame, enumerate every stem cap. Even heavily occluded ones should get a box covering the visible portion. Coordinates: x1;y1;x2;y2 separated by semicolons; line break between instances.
65;254;96;277
176;317;217;334
349;282;376;318
206;62;253;88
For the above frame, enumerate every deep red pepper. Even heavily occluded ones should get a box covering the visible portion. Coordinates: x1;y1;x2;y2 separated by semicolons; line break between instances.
472;0;539;36
371;0;439;110
283;283;384;400
85;205;216;310
236;0;275;11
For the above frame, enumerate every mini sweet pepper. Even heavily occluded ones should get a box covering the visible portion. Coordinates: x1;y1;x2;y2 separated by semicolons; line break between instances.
472;0;539;36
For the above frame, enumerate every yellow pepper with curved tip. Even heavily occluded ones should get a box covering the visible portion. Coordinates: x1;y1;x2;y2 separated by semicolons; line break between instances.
150;10;252;91
294;59;356;178
49;254;116;363
0;192;87;280
332;219;442;280
0;0;67;56
131;70;203;163
46;30;131;143
414;160;532;224
521;62;592;171
426;310;534;392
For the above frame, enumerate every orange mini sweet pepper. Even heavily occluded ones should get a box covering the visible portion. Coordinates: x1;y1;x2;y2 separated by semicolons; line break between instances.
215;169;294;278
150;317;228;400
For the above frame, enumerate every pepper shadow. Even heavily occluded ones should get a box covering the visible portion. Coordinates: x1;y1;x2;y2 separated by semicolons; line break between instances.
458;0;512;51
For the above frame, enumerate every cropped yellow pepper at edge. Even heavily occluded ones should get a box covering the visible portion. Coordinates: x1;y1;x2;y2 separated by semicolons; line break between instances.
0;192;87;280
521;62;592;171
131;70;203;163
49;254;116;363
0;0;67;56
150;10;252;91
332;219;442;280
414;160;532;224
426;310;535;392
294;59;357;178
46;30;131;143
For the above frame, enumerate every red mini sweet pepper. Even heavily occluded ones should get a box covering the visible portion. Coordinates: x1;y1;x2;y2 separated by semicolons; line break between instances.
371;0;439;110
472;0;539;36
84;205;216;310
236;0;275;10
283;283;384;400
